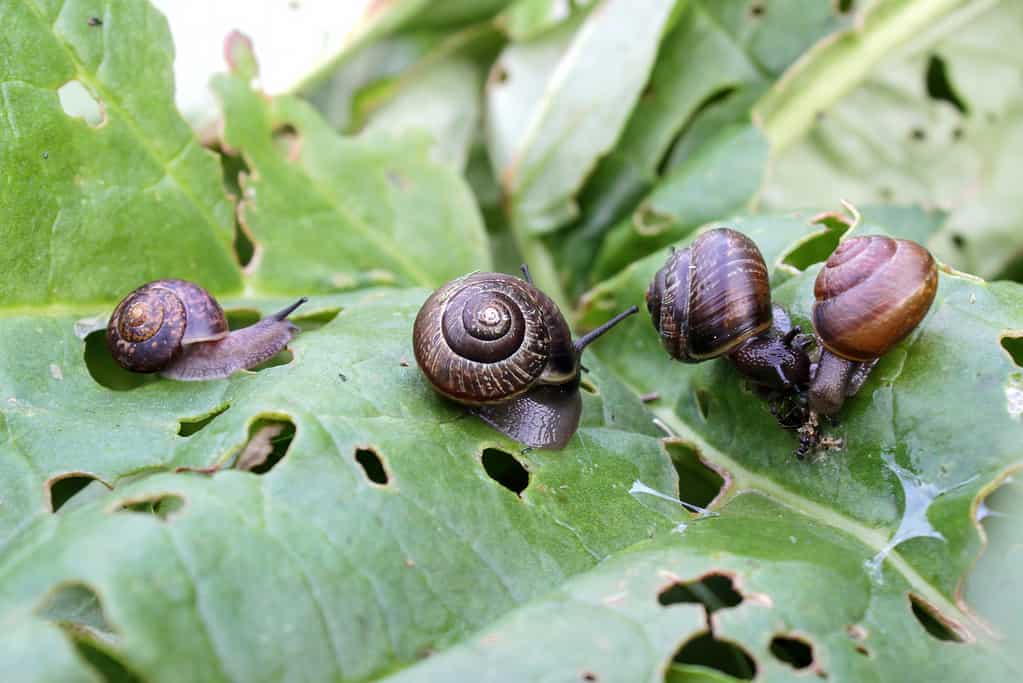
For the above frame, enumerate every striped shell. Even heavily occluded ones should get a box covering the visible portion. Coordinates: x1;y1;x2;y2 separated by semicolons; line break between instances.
107;279;228;373
646;228;773;362
813;235;938;362
413;273;576;405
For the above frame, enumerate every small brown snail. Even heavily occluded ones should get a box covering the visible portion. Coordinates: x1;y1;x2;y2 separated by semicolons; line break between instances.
646;228;811;391
413;268;637;449
808;235;937;416
107;279;307;381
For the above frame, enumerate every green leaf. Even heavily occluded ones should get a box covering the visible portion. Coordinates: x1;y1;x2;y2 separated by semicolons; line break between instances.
385;495;1020;681
590;123;768;283
0;0;241;305
498;0;596;41
214;58;491;292
558;0;851;293
358;56;485;170
486;0;677;234
0;288;686;680
758;0;1023;280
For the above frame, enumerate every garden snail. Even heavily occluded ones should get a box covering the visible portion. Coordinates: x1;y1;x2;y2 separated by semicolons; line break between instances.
413;268;638;449
646;228;811;391
107;279;307;381
808;235;937;416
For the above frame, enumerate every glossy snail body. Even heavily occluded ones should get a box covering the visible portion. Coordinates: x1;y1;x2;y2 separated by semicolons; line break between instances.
107;279;306;381
808;235;937;416
413;270;637;449
647;228;811;391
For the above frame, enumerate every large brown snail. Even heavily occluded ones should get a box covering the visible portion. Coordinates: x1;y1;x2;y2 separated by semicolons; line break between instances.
413;268;637;449
646;227;811;392
107;279;307;381
808;235;938;416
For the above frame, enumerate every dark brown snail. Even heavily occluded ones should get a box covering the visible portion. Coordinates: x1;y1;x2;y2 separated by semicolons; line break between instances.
808;235;937;416
413;268;637;449
646;228;811;391
107;279;307;381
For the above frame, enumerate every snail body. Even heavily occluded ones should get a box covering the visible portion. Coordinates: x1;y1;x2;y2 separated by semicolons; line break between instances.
413;271;636;450
107;279;306;381
808;235;937;416
647;228;810;391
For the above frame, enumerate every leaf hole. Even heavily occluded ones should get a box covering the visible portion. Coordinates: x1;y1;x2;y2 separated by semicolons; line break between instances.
355;447;390;485
58;80;105;127
581;672;598;682
783;217;849;271
36;582;143;679
925;55;968;114
670;632;757;680
748;2;765;18
112;494;185;521
951;233;966;250
855;645;870;657
666;442;727;509
237;418;295;473
481;448;529;496
835;0;854;13
72;640;144;683
272;123;302;161
909;128;926;141
490;64;509;85
658;572;743;612
218;151;257;268
84;330;159;391
47;473;106;513
999;334;1023;367
178;404;230;436
908;593;966;643
37;582;114;638
770;635;814;670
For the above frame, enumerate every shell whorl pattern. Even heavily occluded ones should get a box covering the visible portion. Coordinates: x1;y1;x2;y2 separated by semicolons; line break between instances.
813;235;937;362
107;280;228;373
647;228;772;362
413;273;573;405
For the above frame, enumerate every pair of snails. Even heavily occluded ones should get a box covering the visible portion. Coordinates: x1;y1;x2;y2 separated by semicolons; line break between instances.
646;228;938;443
106;229;937;452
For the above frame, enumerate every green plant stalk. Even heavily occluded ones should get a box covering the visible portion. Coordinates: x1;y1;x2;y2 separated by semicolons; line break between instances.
754;0;969;153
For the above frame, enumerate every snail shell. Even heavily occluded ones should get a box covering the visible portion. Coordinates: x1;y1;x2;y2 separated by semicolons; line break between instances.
413;273;577;405
106;279;306;380
107;279;228;373
647;228;773;362
812;235;937;362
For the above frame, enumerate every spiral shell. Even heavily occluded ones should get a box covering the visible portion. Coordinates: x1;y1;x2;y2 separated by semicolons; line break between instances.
413;273;575;405
813;235;937;362
646;228;773;362
107;279;228;372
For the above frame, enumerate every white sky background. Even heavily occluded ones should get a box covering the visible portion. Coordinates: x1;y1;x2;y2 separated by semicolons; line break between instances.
152;0;372;120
